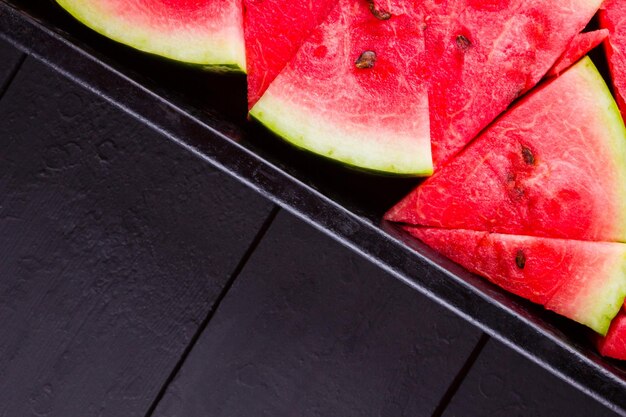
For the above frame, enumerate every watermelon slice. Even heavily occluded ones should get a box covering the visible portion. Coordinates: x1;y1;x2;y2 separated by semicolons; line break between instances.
56;0;246;70
547;29;609;77
406;227;626;335
386;57;626;242
425;0;603;167
243;0;336;108
250;0;432;175
597;307;626;360
600;0;626;117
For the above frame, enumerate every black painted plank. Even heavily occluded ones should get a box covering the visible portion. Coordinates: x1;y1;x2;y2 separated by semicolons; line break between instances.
152;211;483;417
442;339;618;417
0;37;24;96
0;57;274;416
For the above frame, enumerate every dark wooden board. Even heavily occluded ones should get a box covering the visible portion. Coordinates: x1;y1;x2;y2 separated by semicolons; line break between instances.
442;339;618;417
152;210;483;417
0;56;274;416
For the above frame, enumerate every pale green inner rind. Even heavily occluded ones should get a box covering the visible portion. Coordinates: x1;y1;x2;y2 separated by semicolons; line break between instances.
570;253;626;335
575;57;626;241
250;91;433;176
56;0;246;70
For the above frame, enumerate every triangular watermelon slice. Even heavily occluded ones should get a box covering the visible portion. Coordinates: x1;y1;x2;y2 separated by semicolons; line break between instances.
597;306;626;360
56;0;246;70
250;0;432;175
425;0;603;167
547;29;609;77
406;227;626;335
243;0;336;108
600;0;626;117
386;57;626;242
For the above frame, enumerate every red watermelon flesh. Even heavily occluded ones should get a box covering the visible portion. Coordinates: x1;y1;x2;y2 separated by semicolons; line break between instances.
243;0;336;108
249;0;432;175
386;57;626;242
597;306;626;360
406;227;626;335
424;0;603;168
600;0;626;118
547;29;609;77
56;0;246;69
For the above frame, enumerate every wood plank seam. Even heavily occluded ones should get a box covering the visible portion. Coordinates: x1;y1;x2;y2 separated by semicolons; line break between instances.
143;205;281;417
431;333;491;417
0;52;25;101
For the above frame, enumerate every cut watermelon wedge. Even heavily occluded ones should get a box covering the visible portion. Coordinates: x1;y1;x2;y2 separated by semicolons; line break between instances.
250;0;431;175
386;57;626;242
56;0;246;70
425;0;603;167
406;227;626;335
547;29;609;77
600;0;626;117
243;0;336;108
597;307;626;360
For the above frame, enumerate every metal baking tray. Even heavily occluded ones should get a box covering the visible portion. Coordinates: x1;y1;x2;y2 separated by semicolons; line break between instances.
2;0;626;413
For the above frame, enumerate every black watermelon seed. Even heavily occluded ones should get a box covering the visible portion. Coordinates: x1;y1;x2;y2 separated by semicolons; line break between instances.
522;146;535;165
367;0;392;20
356;51;377;69
456;35;471;50
515;250;526;269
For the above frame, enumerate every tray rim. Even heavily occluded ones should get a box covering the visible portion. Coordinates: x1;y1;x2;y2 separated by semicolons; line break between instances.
2;1;625;414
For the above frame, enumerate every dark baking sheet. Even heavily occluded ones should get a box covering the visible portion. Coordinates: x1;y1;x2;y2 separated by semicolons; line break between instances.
2;0;626;414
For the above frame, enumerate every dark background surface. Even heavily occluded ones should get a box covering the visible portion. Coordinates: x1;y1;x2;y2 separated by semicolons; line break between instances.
0;38;619;416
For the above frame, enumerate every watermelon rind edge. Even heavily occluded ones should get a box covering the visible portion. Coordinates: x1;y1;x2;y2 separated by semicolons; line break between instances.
580;254;626;336
55;0;247;71
579;57;626;242
249;91;433;176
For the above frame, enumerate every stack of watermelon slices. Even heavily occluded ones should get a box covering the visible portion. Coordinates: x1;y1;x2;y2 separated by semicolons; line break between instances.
386;56;626;336
249;0;605;172
55;0;626;358
56;0;603;174
250;0;433;174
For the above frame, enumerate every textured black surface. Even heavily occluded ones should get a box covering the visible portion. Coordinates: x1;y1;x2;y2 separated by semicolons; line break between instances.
0;57;274;416
443;340;618;417
152;211;483;417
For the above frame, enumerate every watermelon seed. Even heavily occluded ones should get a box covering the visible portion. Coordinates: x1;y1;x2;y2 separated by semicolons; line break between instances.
455;35;471;50
521;146;535;165
505;173;525;200
366;0;392;20
356;51;376;69
515;250;526;269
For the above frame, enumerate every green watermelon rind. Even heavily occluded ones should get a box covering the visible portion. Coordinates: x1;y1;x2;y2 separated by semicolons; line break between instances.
566;253;626;335
250;91;433;176
581;57;626;241
585;57;626;187
56;0;246;71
